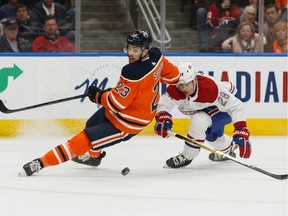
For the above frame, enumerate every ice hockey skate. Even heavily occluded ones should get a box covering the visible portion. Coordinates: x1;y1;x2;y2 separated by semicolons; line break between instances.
164;153;193;168
20;159;43;176
72;151;106;166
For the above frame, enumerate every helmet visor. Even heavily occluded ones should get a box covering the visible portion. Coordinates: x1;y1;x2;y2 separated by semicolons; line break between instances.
123;46;143;55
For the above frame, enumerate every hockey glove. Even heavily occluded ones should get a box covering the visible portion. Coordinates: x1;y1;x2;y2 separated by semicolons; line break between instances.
154;111;173;138
232;122;251;158
88;85;104;104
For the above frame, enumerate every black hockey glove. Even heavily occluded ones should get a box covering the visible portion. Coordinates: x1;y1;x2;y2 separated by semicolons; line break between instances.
88;85;104;104
88;86;112;104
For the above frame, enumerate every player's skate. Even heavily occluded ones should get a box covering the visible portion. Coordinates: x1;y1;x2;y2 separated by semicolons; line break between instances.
165;153;193;168
72;151;106;166
209;145;237;162
20;158;43;176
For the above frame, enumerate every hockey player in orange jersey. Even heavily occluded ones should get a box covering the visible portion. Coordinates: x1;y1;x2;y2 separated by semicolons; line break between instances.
21;30;180;176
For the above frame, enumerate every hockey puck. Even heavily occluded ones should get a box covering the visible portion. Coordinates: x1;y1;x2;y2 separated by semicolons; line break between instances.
121;167;130;176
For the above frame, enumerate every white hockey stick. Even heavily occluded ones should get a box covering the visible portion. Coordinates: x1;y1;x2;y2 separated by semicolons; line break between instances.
168;131;287;180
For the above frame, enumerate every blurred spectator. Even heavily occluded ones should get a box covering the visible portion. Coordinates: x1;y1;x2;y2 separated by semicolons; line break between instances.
183;0;210;29
32;15;75;52
266;0;287;22
196;0;210;26
232;0;250;9
57;0;72;10
0;1;7;7
21;0;73;11
206;0;242;51
222;21;265;52
196;0;245;51
0;18;31;52
239;4;258;32
196;0;211;51
15;3;40;42
279;0;287;21
265;0;277;6
275;0;287;11
264;20;288;52
30;0;75;43
282;8;287;22
19;0;37;10
248;0;259;8
264;4;281;43
0;0;19;19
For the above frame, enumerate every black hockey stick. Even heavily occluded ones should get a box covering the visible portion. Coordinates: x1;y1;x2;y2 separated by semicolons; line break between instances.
168;131;288;180
0;94;88;114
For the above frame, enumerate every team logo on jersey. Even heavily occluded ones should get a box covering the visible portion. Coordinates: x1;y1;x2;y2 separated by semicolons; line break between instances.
180;110;196;115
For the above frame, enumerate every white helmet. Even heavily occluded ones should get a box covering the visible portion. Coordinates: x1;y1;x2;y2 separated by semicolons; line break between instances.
178;62;197;84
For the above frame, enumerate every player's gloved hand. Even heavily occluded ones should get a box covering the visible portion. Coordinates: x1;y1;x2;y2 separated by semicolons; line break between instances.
154;111;173;138
88;85;104;104
232;122;251;158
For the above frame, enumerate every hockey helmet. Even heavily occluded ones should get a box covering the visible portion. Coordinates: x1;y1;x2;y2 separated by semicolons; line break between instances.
127;30;152;49
178;62;197;84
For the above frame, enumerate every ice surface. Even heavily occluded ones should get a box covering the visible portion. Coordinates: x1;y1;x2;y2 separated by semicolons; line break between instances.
0;135;287;216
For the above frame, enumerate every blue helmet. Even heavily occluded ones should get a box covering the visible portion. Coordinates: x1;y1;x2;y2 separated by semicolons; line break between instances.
127;30;152;49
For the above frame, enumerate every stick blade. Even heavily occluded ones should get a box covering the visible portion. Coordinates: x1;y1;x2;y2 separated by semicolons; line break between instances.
277;174;288;180
267;173;287;180
0;100;9;113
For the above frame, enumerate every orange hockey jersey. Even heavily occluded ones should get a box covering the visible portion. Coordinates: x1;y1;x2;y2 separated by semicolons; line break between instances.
101;47;179;134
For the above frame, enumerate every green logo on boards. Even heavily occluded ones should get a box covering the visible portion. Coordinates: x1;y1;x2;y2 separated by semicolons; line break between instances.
0;64;23;93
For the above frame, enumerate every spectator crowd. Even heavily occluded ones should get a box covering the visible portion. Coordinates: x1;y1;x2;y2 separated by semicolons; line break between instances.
0;0;287;53
183;0;287;53
0;0;75;52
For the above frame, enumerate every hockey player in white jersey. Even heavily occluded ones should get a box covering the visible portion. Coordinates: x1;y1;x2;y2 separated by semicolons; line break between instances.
154;62;252;168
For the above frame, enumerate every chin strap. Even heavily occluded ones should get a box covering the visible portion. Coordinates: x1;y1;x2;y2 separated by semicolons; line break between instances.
139;48;149;61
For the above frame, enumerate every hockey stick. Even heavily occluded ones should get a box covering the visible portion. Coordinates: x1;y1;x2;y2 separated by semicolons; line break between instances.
168;131;288;180
0;94;88;114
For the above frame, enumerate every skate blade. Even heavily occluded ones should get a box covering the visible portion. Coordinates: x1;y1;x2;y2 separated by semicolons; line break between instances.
163;164;171;169
18;169;27;177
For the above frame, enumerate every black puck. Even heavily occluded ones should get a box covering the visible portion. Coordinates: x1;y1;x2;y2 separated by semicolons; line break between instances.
121;167;130;176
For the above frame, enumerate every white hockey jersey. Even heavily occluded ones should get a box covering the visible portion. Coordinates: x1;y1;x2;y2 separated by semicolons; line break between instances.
157;74;246;125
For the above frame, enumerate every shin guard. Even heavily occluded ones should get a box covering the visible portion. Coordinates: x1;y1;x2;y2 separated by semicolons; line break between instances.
41;131;93;167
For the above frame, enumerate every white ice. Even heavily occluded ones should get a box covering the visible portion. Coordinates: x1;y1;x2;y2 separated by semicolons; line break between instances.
0;135;287;216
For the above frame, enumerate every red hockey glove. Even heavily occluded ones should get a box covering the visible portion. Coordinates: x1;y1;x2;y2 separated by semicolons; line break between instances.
232;122;251;158
88;85;104;104
154;111;173;138
166;85;186;101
